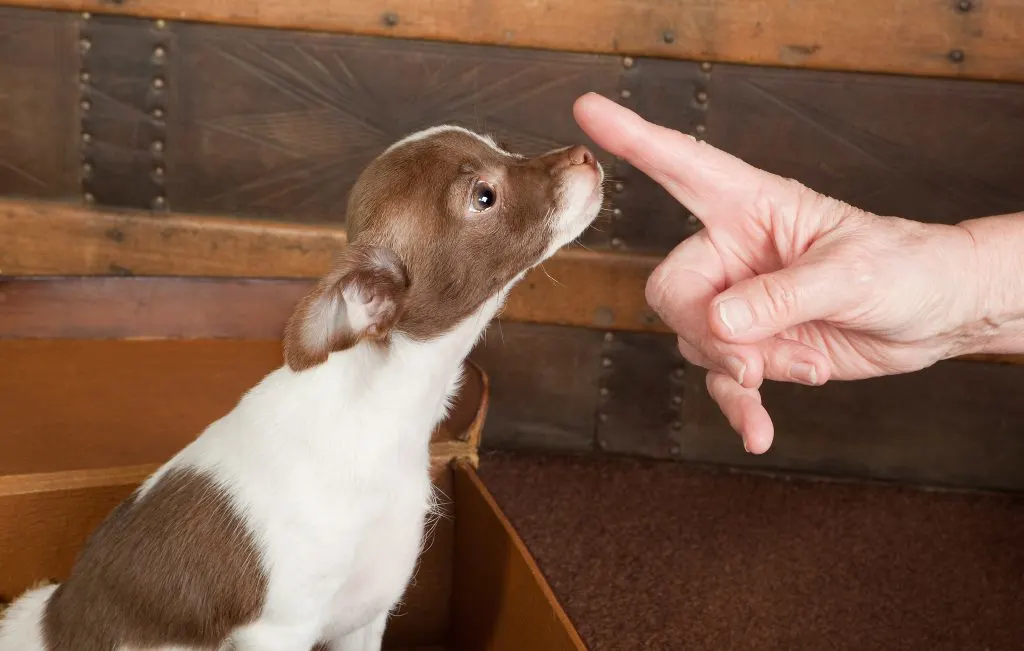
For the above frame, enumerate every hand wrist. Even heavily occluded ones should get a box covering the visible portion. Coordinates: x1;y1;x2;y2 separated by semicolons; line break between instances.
951;212;1024;357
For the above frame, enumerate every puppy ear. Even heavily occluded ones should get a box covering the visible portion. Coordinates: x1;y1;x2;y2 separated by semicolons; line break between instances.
283;244;409;371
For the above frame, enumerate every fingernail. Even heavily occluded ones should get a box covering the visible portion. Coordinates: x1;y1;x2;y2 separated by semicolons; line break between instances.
724;356;746;385
717;298;753;336
790;363;819;385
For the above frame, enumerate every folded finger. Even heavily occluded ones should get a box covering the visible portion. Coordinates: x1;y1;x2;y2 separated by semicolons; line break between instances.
705;371;775;454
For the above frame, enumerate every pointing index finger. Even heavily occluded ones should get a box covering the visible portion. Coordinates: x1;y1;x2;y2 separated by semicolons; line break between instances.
572;92;769;227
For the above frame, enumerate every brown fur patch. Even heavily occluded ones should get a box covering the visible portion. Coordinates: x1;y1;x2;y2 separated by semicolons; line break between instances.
283;129;600;370
41;467;267;650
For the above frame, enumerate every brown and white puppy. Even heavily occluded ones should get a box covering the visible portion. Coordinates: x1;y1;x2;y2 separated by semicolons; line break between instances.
0;125;604;651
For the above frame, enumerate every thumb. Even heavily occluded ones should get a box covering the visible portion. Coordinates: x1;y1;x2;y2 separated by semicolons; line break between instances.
708;260;854;344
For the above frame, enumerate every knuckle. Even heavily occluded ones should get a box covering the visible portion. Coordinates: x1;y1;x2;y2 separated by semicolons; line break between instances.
756;274;798;321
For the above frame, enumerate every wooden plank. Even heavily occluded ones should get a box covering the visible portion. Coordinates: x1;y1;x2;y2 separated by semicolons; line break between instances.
706;63;1024;225
451;461;585;651
166;21;618;249
0;462;457;647
0;339;482;475
0;7;79;200
2;0;1022;82
468;323;603;453
79;13;170;211
0;199;661;333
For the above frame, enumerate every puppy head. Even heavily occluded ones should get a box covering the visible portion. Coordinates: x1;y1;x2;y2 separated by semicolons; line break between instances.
284;125;604;371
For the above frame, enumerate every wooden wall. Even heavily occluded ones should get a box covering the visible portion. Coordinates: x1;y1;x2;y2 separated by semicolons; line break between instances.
1;2;1023;492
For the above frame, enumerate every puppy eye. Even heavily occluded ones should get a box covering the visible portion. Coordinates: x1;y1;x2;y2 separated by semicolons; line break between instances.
469;181;497;212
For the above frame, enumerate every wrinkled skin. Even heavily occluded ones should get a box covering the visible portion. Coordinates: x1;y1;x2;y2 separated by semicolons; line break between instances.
573;93;987;455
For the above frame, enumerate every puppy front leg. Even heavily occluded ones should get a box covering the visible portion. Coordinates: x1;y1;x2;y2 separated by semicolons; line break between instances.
327;611;389;651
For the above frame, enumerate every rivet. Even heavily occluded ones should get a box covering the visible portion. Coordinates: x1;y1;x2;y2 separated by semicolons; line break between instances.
82;132;92;144
671;395;682;406
671;444;681;455
622;56;634;68
948;49;965;63
956;0;972;12
153;165;165;179
602;357;613;368
155;19;167;29
81;12;91;20
671;420;682;431
79;38;91;53
152;107;165;119
673;368;685;379
695;124;707;135
153;45;167;58
152;196;166;209
614;181;625;193
597;439;607;450
83;192;95;203
687;213;698;224
599;412;609;423
82;162;92;174
152;77;165;90
620;89;632;99
662;29;675;44
603;332;614;344
151;140;164;153
600;387;610;398
79;71;90;83
382;12;399;26
700;61;712;72
80;99;91;111
612;207;623;217
695;89;709;103
611;237;623;248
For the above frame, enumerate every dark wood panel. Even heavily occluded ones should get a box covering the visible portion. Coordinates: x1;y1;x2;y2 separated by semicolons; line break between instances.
677;353;1024;493
469;322;603;453
707;64;1024;225
4;0;1024;83
0;7;78;200
596;331;686;458
80;14;170;210
611;56;705;253
167;22;619;246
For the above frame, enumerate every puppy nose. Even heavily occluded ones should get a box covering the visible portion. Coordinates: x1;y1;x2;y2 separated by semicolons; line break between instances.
567;145;596;168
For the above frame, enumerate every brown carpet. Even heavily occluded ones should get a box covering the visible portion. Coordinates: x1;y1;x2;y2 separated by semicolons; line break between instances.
477;450;1024;651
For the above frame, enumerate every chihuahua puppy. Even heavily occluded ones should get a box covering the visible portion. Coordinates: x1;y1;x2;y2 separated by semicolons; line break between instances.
0;125;603;651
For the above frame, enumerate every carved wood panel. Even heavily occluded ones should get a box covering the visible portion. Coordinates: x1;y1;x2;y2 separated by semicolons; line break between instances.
165;22;621;246
0;7;78;200
707;64;1024;224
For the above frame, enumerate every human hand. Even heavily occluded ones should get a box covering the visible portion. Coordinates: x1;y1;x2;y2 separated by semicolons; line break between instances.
572;92;984;455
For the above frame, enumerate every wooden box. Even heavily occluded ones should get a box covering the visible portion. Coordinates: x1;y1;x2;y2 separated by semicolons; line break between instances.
0;314;585;650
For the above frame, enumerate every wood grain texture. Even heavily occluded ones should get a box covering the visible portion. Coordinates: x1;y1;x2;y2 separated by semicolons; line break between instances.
468;322;604;453
451;461;585;651
0;340;482;475
0;463;458;647
707;63;1024;225
167;21;618;246
0;200;663;333
0;6;79;199
2;0;1022;82
80;14;171;210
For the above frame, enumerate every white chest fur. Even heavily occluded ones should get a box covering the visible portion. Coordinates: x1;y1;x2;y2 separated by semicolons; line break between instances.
130;293;507;650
